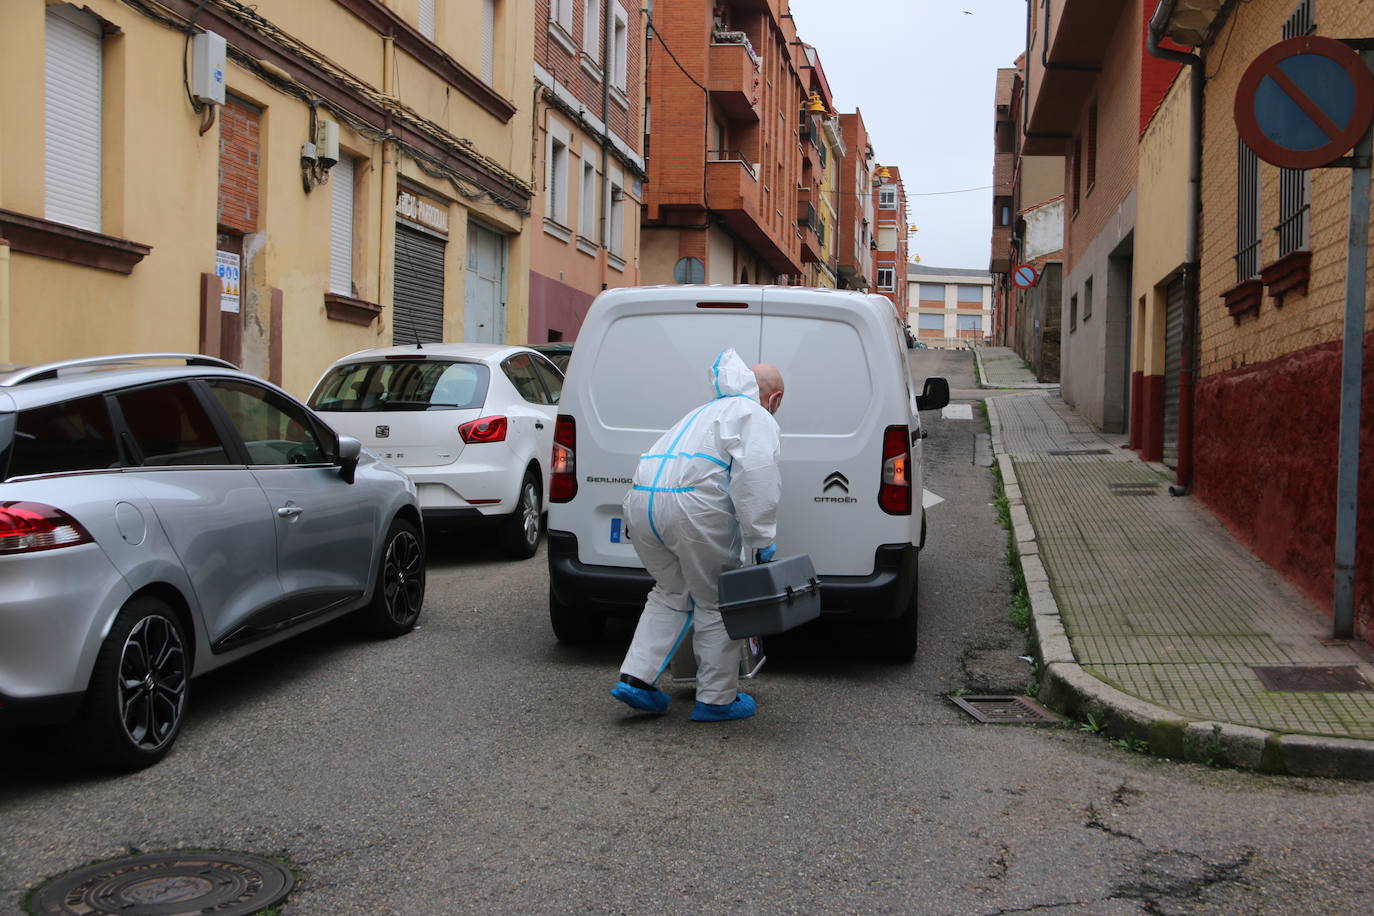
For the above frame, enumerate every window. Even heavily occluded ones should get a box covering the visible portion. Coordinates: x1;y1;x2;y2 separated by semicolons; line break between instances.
503;354;553;405
207;380;328;466
418;0;436;40
957;315;983;332
583;0;601;63
1069;293;1078;332
877;268;895;290
330;155;355;296
482;0;496;84
309;360;490;412
116;383;232;467
919;284;945;302
45;4;103;232
6;396;120;479
917;314;944;331
957;285;983;304
1086;104;1097;192
878;187;896;209
1070;137;1081;214
1277;0;1314;256
530;355;564;405
547;134;569;226
580;158;597;239
608;174;625;257
1237;138;1262;280
550;0;573;34
611;5;628;91
1083;276;1093;320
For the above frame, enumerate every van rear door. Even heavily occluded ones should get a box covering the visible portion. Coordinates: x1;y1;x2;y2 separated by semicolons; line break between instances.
759;289;914;576
565;287;764;569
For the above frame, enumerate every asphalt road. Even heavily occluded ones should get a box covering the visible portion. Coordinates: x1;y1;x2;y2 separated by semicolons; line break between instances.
3;349;1373;914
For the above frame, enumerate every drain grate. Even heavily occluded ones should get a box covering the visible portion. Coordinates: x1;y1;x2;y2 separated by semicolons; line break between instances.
32;851;293;916
1107;482;1160;496
949;694;1062;724
1047;448;1112;456
1253;666;1372;692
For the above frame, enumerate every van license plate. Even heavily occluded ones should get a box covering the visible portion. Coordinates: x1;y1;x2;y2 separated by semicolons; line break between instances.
610;518;633;543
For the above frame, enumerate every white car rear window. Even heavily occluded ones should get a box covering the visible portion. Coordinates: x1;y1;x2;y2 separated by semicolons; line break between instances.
311;360;490;412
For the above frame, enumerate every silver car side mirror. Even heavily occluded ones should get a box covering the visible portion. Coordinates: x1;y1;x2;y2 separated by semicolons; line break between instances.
337;436;362;484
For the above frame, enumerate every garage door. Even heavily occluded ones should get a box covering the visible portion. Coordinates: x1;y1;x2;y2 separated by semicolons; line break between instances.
393;224;445;345
1162;274;1186;468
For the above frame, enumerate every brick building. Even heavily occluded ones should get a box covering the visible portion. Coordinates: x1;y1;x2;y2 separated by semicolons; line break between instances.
907;264;994;347
836;110;876;291
799;45;843;289
639;0;809;286
1156;0;1374;643
530;0;645;343
872;165;908;315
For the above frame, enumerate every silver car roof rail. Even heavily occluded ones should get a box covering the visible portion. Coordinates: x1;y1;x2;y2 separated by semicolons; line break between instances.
0;353;239;387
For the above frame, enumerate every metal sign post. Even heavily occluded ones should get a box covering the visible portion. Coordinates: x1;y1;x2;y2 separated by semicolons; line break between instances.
1235;37;1374;640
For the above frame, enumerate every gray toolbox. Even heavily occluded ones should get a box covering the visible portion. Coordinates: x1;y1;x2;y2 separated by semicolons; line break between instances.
717;554;821;639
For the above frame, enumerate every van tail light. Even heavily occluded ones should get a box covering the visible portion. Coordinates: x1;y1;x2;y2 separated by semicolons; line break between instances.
878;425;912;515
458;415;508;443
550;415;577;503
0;502;94;554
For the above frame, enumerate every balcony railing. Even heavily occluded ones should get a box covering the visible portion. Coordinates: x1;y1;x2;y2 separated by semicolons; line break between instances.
708;36;762;122
708;150;756;179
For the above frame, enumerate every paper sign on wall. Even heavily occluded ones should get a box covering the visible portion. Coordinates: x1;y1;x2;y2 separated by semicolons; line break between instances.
215;250;241;313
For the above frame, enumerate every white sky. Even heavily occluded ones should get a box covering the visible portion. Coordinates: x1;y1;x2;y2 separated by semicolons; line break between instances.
786;0;1029;270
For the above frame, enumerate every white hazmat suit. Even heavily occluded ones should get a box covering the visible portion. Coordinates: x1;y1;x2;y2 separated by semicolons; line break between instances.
618;349;782;707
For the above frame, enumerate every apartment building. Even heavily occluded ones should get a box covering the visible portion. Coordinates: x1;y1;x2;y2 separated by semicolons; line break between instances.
799;45;843;289
836;111;875;291
1155;0;1374;641
530;0;645;343
0;0;534;395
871;165;908;315
989;53;1064;381
908;265;994;347
639;0;808;285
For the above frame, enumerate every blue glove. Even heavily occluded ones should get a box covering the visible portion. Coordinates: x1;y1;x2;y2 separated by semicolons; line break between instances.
756;544;777;564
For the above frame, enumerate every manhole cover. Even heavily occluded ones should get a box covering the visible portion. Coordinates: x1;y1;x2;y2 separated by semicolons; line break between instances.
1253;666;1372;692
31;852;293;916
949;695;1062;724
1047;448;1111;456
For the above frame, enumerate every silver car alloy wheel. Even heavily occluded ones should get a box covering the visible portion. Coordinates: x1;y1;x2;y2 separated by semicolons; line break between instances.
118;614;187;751
521;480;540;547
382;529;425;625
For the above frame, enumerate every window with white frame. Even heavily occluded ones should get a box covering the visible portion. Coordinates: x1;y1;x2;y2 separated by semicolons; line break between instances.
580;156;597;239
611;5;628;91
45;4;103;232
878;187;896;209
329;156;356;296
583;0;601;63
877;267;895;290
550;0;573;34
418;0;436;40
548;134;569;226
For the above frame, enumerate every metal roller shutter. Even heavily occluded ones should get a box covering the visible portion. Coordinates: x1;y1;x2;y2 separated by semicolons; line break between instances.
392;224;445;345
329;156;354;296
45;5;103;232
1162;275;1186;468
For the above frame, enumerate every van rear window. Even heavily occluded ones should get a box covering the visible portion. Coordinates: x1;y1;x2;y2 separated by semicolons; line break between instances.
310;360;490;412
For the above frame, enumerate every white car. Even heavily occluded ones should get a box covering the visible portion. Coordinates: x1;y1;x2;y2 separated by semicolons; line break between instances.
308;344;564;558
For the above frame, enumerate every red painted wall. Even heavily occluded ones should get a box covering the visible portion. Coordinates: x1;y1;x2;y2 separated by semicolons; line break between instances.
1193;332;1374;644
528;271;595;343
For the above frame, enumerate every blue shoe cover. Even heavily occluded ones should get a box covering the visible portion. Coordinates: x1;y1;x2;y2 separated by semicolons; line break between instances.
611;681;671;713
690;692;756;722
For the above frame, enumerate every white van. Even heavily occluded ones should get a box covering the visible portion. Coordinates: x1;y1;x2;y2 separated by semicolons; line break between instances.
546;285;949;660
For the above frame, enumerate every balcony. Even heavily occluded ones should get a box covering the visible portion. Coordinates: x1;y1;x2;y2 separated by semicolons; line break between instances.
709;34;762;122
1023;0;1122;154
797;195;822;263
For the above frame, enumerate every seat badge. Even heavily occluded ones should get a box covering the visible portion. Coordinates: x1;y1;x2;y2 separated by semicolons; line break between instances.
376;425;390;438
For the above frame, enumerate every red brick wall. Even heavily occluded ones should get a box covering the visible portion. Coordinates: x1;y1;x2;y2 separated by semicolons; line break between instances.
218;96;260;234
533;0;642;153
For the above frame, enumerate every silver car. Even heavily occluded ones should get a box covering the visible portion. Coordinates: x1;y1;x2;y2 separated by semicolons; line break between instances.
0;354;426;769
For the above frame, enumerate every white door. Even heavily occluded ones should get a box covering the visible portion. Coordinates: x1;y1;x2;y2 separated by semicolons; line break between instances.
465;222;506;342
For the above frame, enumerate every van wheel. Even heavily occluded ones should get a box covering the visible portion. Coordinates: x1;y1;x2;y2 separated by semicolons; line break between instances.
550;587;605;644
360;517;426;637
874;561;919;662
500;472;542;559
71;596;189;770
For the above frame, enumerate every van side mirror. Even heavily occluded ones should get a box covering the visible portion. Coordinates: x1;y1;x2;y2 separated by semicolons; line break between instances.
336;436;361;484
916;377;950;412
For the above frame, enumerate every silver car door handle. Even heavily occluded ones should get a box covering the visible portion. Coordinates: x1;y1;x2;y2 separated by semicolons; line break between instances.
277;506;304;518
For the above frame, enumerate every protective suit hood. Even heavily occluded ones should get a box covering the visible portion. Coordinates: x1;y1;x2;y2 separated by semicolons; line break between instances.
710;349;759;402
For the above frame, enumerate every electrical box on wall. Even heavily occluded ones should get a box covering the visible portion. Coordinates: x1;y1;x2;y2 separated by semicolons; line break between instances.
191;31;227;106
314;119;340;168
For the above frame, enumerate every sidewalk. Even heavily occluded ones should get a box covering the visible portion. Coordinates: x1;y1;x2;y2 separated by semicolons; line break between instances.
973;347;1374;779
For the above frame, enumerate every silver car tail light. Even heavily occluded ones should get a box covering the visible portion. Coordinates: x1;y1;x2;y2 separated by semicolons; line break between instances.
0;501;94;554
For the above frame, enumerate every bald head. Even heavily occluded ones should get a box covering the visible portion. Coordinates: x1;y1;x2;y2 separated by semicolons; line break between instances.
751;363;784;415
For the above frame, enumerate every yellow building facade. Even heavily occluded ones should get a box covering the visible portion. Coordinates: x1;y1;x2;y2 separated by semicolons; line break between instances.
0;0;533;397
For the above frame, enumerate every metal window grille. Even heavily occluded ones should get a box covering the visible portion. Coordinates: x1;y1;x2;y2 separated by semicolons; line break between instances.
1277;0;1314;256
1237;138;1262;280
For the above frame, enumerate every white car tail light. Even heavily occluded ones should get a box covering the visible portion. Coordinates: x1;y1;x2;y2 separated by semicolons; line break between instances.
550;415;577;503
879;425;912;515
458;415;508;443
0;501;94;554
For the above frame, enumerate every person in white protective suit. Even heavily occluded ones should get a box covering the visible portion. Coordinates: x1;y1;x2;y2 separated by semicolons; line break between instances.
611;348;783;722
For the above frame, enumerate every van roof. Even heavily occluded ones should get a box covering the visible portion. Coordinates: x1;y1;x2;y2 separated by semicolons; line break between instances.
590;284;898;315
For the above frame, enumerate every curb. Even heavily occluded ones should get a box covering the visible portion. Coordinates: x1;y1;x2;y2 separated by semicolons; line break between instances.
973;347;1061;391
984;396;1374;780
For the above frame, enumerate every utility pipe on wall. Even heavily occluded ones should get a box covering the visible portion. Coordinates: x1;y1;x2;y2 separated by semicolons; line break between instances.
0;239;10;364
